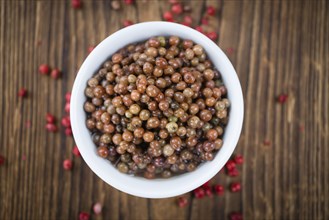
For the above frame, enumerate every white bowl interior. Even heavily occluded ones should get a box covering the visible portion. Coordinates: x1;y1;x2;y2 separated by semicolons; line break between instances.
71;21;244;198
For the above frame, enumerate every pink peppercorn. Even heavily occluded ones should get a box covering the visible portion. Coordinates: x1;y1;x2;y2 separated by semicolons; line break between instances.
0;155;5;166
18;88;27;98
177;197;188;208
45;123;57;132
65;92;71;103
227;168;239;177
72;146;81;157
181;22;191;27
193;187;205;199
195;26;203;33
71;0;82;9
61;116;71;127
213;184;224;195
183;15;193;26
201;17;208;25
50;68;61;79
46;113;56;124
230;182;241;192
207;6;216;16
203;185;213;197
263;140;271;146
226;47;234;55
79;212;90;220
65;102;70;113
202;181;210;187
25;120;31;128
234;155;243;164
207;31;218;41
163;11;173;21
39;64;50;75
225;159;236;171
229;212;243;220
88;46;94;54
63;159;73;170
123;20;134;27
171;3;183;14
277;94;288;104
169;0;178;4
124;0;134;5
93;202;102;215
65;127;73;136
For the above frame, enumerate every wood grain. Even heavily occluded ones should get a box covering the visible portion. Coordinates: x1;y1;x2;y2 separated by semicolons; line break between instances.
0;0;328;219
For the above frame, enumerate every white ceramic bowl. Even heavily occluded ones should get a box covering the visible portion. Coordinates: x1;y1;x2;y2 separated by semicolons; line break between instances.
71;21;243;199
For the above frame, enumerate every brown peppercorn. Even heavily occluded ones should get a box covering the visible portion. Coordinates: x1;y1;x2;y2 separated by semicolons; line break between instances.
204;69;214;81
189;103;199;115
176;81;187;91
147;117;160;129
185;49;195;60
129;104;141;115
112;53;123;64
146;85;159;97
174;92;185;103
143;62;154;75
203;88;213;98
169;36;180;45
171;72;181;83
86;118;96;129
214;138;223;150
103;124;115;133
100;112;111;124
130;90;140;102
204;152;214;161
139;109;151;121
158;100;169;111
182;40;193;49
176;127;187;137
133;127;145;138
155;57;168;69
188;116;200;129
205;97;216;107
84;102;96;113
170;136;182;150
206;129;218;141
88;78;99;87
183;88;194;98
159;129;169;139
199;109;212;122
93;85;105;98
148;38;160;48
92;97;103;106
112;134;122;145
155;78;166;88
112;96;123;107
193;44;204;56
117;162;129;173
98;146;109;158
216;110;227;119
143;131;154;142
183;72;195;84
145;47;158;57
122;130;133;142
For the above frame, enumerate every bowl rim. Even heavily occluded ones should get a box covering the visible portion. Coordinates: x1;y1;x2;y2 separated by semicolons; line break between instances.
71;21;244;198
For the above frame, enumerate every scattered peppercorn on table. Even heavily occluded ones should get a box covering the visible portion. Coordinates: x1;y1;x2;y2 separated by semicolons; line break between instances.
0;1;328;220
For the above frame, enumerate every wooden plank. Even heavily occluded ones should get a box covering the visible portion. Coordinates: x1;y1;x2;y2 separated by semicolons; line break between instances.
0;0;328;219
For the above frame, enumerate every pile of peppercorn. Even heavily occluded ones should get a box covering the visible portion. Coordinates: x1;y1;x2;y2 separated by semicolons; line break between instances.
83;36;229;179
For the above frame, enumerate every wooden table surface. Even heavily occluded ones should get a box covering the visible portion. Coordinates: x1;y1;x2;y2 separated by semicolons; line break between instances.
1;0;328;219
